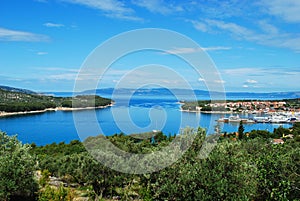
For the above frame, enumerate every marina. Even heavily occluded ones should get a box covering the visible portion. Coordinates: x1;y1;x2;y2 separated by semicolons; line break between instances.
217;113;300;124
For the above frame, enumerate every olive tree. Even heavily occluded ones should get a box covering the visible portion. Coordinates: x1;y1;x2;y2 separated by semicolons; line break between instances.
0;131;38;200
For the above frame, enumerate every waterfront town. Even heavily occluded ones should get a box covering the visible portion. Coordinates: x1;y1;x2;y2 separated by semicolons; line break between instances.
182;99;300;124
206;100;300;114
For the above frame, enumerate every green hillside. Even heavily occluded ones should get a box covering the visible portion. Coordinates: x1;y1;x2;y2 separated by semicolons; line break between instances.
0;87;112;113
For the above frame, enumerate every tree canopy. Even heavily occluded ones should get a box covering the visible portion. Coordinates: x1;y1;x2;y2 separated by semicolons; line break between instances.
0;132;38;200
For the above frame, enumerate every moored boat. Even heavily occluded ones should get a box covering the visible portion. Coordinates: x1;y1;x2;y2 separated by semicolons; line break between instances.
228;115;241;123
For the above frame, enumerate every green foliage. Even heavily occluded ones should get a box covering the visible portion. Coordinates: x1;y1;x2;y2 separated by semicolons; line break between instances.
238;120;245;140
57;152;136;200
181;100;219;111
0;131;38;200
0;88;112;112
39;170;51;187
284;98;300;109
30;140;86;176
153;131;167;144
28;126;300;200
273;126;289;138
252;141;300;200
38;185;75;201
150;140;258;200
247;130;273;139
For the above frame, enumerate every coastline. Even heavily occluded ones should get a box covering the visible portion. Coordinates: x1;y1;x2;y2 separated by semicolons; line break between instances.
180;109;234;114
180;109;290;115
0;103;114;117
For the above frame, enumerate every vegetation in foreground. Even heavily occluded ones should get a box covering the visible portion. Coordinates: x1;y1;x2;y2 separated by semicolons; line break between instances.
0;123;300;200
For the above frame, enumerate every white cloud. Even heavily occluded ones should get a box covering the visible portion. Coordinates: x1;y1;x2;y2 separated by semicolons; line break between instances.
164;47;201;54
257;20;279;35
221;67;300;91
214;79;226;84
49;73;78;80
223;67;300;77
198;77;205;82
223;68;265;76
63;0;127;12
62;0;141;21
262;0;300;23
245;79;258;84
34;67;98;81
180;0;250;20
205;19;254;38
37;52;48;55
35;67;79;73
0;27;49;42
164;46;231;54
132;0;183;15
242;79;258;88
192;19;300;51
191;20;208;32
202;46;232;51
43;22;65;28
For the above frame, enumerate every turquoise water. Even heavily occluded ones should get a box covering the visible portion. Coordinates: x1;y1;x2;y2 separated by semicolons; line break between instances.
0;95;292;145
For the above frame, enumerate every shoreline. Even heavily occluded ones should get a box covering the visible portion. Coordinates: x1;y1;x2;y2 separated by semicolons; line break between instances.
180;109;234;114
0;103;114;117
180;109;300;115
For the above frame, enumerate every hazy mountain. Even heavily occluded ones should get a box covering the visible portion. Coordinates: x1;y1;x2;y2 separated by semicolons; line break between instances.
82;88;300;100
2;85;299;100
0;85;37;95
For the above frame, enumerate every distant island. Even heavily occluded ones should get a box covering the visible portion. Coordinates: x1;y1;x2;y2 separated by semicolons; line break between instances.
81;87;300;99
0;86;113;117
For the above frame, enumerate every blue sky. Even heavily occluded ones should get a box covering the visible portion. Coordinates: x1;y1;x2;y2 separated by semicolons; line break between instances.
0;0;300;92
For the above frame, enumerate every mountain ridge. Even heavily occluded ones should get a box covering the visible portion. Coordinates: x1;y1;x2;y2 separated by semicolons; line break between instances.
0;85;37;95
82;88;300;99
1;85;299;99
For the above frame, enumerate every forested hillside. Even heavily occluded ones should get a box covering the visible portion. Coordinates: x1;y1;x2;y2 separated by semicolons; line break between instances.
1;124;299;200
0;88;112;112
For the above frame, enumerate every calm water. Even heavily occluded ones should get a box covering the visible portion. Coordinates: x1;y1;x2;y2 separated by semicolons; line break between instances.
0;94;293;145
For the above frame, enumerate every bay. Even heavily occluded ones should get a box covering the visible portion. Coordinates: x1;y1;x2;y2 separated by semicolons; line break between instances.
0;92;293;145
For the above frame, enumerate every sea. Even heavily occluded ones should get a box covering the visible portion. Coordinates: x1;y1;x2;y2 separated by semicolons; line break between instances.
0;90;297;145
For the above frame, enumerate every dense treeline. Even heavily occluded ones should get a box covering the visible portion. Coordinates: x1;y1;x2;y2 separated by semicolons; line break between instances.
1;124;299;200
61;95;112;108
0;89;112;112
221;121;300;142
0;102;57;112
284;98;300;109
0;132;38;200
181;100;228;111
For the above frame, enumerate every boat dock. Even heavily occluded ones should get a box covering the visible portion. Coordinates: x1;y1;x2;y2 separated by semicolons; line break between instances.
217;114;299;124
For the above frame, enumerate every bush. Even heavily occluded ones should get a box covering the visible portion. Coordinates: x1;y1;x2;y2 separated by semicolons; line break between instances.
0;131;38;200
38;185;75;201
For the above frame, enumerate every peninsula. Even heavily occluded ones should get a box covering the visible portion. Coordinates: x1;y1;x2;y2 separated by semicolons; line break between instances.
0;86;113;117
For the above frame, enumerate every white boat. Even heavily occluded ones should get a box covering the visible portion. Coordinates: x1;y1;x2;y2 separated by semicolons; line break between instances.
254;116;270;123
217;117;229;123
228;115;241;123
245;119;255;123
269;115;289;123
